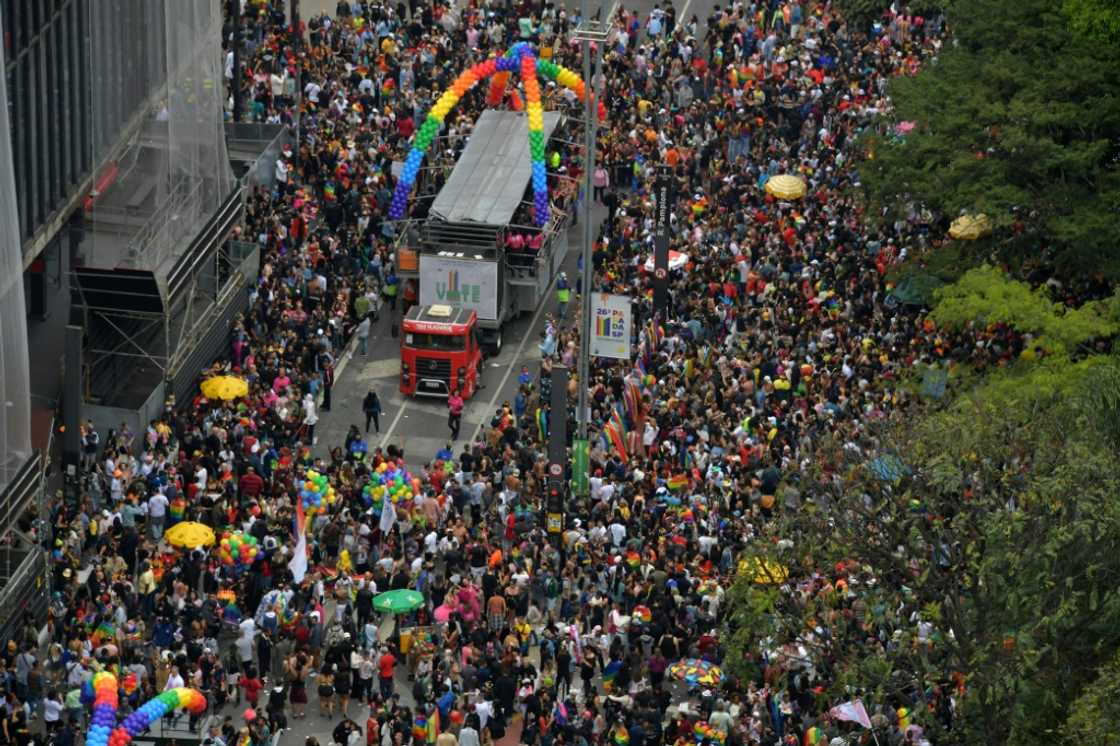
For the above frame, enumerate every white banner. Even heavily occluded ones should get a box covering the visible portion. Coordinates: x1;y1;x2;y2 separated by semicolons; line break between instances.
419;255;500;320
590;293;632;360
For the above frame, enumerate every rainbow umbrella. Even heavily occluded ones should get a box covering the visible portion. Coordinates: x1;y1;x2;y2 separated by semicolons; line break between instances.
667;659;722;687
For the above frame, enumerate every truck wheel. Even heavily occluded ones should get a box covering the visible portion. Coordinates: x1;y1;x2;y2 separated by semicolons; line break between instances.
486;331;503;357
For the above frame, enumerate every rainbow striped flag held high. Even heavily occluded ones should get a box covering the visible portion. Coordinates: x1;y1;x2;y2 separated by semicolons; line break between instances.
623;381;643;428
602;660;622;689
611;403;630;436
667;474;689;491
603;422;628;464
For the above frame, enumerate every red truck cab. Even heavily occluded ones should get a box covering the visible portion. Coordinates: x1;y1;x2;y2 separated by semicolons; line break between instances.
400;304;483;399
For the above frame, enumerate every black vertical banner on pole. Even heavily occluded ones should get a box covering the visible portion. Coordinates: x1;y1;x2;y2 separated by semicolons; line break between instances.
653;166;673;315
548;365;569;470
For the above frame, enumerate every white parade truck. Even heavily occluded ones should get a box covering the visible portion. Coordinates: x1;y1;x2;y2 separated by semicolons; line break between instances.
394;109;570;354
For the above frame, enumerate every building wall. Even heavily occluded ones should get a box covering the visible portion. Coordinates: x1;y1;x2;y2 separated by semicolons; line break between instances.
1;0;168;257
0;3;32;493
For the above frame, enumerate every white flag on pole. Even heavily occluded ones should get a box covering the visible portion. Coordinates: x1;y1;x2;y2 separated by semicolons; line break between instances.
288;501;308;583
379;499;397;535
829;699;872;729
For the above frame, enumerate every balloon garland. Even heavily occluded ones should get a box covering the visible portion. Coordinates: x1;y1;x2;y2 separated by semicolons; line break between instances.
82;672;207;746
521;51;548;225
109;689;208;746
388;44;607;226
85;672;119;746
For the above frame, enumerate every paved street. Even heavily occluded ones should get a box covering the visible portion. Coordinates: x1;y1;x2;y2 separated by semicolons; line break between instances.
313;206;590;471
294;4;723;746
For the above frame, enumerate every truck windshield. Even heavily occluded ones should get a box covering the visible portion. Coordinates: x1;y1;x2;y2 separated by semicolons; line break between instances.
404;333;466;351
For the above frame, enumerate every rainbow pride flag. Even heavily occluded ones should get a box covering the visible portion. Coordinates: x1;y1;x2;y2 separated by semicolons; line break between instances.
667;474;689;491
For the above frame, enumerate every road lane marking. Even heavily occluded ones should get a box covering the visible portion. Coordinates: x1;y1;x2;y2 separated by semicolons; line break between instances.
468;271;565;446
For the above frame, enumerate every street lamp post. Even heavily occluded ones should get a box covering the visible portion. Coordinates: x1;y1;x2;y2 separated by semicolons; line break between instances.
572;6;609;441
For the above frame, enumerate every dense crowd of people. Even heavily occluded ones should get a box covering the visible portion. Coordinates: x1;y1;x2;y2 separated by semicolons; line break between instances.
0;2;1007;746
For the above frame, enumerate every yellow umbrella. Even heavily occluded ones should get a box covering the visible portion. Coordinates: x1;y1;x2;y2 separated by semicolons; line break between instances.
764;174;807;200
738;557;790;584
948;213;992;240
164;521;216;549
200;375;249;400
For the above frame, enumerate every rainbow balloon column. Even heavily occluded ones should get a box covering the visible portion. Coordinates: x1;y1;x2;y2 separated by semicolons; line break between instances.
521;52;548;224
108;689;207;746
85;672;120;746
389;44;606;227
82;673;207;746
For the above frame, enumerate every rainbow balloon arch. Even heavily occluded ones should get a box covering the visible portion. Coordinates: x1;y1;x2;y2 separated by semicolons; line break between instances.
389;42;607;227
84;672;207;746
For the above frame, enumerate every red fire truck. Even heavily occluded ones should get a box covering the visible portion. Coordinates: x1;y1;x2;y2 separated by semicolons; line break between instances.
399;304;484;399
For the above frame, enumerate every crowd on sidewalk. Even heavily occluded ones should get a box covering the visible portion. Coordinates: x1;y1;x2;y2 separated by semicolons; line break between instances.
0;2;1021;746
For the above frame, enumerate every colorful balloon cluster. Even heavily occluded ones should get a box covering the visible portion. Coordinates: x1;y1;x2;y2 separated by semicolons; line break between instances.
693;722;727;744
82;672;206;746
300;469;337;516
388;44;606;226
362;461;421;515
218;531;260;574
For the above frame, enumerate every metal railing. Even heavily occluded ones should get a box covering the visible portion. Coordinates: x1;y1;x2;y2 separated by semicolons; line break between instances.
120;177;207;271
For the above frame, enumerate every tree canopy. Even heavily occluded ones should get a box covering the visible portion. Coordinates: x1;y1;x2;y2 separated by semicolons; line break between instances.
724;269;1120;745
859;0;1120;278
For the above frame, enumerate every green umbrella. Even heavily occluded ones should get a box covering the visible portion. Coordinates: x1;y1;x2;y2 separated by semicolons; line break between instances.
372;589;425;615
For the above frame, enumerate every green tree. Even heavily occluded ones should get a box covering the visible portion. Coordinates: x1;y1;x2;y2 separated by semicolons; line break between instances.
1062;648;1120;745
929;265;1120;355
1063;0;1120;41
860;0;1120;278
726;356;1120;744
725;273;1120;745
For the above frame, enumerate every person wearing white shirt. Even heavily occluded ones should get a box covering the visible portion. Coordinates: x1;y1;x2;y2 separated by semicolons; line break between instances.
608;520;626;547
148;492;169;539
458;723;480;746
164;666;185;691
473;699;493;732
